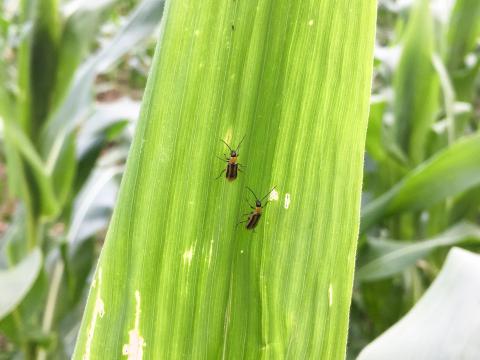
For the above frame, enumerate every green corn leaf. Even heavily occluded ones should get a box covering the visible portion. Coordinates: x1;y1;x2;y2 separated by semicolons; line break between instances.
445;0;480;73
366;96;388;165
16;0;35;134
3;207;28;266
357;222;480;282
72;0;377;358
0;66;22;199
74;99;139;194
28;0;61;136
51;0;116;109
362;133;480;232
358;248;480;359
7;122;60;218
392;0;439;165
445;0;480;103
41;0;165;158
0;248;42;320
449;186;480;224
365;95;408;196
51;132;76;209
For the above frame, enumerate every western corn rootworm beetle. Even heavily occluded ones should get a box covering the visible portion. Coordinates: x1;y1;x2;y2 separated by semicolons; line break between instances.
216;135;246;181
238;186;276;230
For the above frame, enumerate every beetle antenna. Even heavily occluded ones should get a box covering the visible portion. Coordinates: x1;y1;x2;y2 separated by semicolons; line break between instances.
261;186;277;203
220;139;232;152
236;134;246;152
246;186;259;201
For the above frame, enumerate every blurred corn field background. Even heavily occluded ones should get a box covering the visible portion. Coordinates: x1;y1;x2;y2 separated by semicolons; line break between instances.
0;0;478;359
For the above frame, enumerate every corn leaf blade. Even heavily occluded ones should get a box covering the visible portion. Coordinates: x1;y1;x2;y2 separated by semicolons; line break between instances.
358;248;480;359
73;0;377;358
392;0;439;165
40;0;165;155
0;248;42;320
445;0;480;73
357;222;480;281
362;134;480;232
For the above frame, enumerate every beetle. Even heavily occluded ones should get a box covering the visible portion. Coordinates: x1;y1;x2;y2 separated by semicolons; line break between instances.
216;135;246;181
237;186;276;230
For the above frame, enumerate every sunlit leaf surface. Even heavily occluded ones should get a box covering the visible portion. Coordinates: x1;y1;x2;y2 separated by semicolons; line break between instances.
358;248;480;360
72;0;377;358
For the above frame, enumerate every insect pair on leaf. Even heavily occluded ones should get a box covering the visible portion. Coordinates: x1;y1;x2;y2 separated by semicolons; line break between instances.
216;136;275;230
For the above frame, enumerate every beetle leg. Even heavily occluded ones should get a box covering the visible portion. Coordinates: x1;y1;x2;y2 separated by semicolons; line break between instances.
216;155;229;162
215;169;226;179
235;219;249;228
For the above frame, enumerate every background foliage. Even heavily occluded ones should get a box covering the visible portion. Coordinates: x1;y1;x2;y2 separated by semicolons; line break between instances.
352;0;480;358
0;0;162;357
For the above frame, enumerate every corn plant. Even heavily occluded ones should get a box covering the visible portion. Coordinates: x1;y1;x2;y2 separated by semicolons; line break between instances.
0;0;163;358
358;247;480;359
72;0;377;358
350;0;480;357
